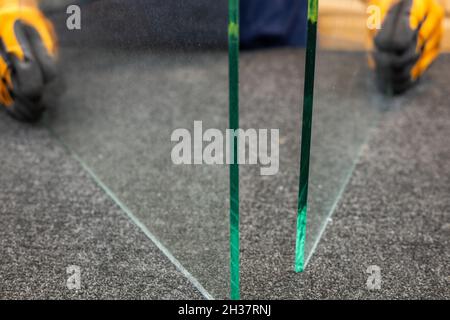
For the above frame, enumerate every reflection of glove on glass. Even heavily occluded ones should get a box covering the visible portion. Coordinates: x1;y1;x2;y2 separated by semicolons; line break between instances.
368;0;444;94
0;0;58;121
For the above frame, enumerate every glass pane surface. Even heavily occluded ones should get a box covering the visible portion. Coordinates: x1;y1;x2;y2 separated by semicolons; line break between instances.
239;0;384;298
42;0;230;298
297;0;384;269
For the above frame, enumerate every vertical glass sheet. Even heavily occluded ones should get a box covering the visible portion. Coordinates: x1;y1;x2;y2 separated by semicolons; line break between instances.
228;0;240;300
41;0;230;298
239;0;384;298
296;0;384;270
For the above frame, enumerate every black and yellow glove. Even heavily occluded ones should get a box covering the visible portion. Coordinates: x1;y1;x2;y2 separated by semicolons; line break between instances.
0;0;58;122
368;0;444;94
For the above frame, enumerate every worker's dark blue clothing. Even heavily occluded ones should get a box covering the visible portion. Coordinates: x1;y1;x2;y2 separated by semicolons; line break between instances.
240;0;308;49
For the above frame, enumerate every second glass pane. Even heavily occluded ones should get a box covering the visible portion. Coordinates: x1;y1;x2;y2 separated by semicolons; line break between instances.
303;0;384;268
43;0;230;298
239;0;384;298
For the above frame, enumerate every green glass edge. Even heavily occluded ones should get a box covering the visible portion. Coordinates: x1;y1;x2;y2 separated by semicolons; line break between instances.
295;0;319;273
228;0;240;300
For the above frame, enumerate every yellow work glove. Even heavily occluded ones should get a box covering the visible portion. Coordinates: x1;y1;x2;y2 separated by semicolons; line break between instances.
0;0;58;121
368;0;444;94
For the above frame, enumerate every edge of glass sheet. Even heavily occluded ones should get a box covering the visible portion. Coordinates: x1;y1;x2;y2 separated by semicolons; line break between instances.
228;0;240;300
295;0;319;273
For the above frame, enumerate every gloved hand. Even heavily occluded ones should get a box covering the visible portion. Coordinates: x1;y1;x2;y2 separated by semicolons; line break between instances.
0;0;58;121
368;0;444;94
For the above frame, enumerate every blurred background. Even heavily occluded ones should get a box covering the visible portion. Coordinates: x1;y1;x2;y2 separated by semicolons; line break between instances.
40;0;450;50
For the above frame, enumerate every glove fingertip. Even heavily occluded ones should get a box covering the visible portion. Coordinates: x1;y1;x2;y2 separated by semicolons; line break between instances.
5;96;45;123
